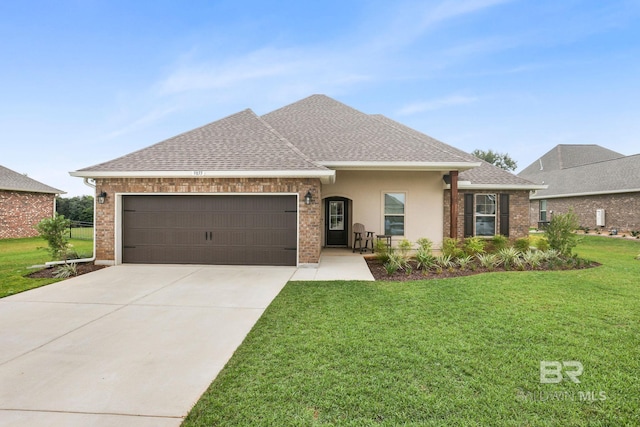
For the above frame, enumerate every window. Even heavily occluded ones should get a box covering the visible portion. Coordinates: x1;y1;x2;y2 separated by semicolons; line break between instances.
539;200;547;222
384;193;405;235
328;200;344;231
475;194;496;236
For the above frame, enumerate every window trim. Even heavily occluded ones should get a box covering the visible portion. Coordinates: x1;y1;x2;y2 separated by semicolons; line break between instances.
474;193;497;237
539;200;548;222
382;192;406;236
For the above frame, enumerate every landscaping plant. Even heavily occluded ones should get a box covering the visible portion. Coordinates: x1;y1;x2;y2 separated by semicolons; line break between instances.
35;214;72;261
462;236;485;256
544;209;580;256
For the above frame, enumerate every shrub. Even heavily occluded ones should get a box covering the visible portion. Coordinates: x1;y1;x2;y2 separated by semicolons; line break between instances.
54;263;78;278
375;239;391;263
442;238;464;259
476;253;500;271
384;251;408;275
415;248;435;271
416;237;433;253
522;250;544;268
456;255;474;271
463;237;485;256
532;236;549;251
540;249;562;263
35;214;72;261
514;237;530;253
490;234;508;252
383;260;399;276
544;210;581;256
498;247;521;270
397;239;413;258
435;254;456;271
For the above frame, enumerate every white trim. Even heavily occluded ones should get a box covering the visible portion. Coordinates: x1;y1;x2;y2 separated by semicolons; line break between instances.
474;193;497;237
530;188;640;199
450;183;548;190
113;192;301;266
382;191;407;238
70;169;335;184
319;161;481;171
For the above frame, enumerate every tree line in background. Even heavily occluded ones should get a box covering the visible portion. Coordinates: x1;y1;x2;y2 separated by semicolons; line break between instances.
56;195;93;223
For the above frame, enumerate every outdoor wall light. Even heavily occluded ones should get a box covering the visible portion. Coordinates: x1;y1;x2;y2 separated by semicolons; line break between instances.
97;191;107;204
304;190;313;205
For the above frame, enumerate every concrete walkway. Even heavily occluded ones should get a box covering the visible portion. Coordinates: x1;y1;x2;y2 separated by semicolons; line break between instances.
291;249;375;281
0;265;295;426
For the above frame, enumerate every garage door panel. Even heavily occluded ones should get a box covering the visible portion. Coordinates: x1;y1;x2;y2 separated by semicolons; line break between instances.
123;195;297;266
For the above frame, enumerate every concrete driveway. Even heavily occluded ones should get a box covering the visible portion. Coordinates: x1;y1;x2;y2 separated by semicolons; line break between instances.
0;264;295;426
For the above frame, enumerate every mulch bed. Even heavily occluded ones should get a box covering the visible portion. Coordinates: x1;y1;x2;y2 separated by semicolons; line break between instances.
27;263;107;279
365;258;600;282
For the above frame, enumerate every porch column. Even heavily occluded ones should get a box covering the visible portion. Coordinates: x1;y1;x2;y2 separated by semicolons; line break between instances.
449;170;459;239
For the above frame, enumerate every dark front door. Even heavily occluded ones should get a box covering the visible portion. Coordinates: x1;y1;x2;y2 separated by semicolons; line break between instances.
325;197;349;246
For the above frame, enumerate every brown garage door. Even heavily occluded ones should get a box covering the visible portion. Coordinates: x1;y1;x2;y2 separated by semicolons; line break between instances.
122;195;297;266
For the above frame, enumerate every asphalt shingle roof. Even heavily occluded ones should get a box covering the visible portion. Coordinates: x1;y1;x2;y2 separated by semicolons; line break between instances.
371;113;537;187
519;152;640;198
0;165;63;194
262;95;471;163
74;94;539;188
77;109;327;172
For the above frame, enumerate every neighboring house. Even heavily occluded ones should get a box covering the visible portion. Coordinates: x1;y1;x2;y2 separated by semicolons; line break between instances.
518;144;640;232
71;95;543;266
0;165;64;239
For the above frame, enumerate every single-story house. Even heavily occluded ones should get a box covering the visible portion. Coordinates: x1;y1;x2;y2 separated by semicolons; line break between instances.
71;95;543;266
518;144;640;232
0;165;64;239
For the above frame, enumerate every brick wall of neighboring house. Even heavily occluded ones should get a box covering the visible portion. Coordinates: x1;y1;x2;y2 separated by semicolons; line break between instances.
0;190;55;239
93;177;322;264
529;192;640;232
443;189;530;241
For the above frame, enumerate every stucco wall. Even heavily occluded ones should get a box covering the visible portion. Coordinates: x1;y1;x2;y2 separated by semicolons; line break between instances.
0;190;55;239
529;192;640;232
321;170;445;247
93;177;322;265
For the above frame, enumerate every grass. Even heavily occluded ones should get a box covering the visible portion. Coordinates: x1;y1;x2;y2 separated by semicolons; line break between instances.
0;237;94;298
184;236;640;426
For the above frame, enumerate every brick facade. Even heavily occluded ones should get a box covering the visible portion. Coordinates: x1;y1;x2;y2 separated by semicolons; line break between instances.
529;192;640;232
0;190;56;239
443;189;530;240
93;177;322;264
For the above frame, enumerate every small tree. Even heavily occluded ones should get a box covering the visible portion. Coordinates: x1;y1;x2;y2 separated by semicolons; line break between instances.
35;214;72;261
544;210;580;257
471;149;518;171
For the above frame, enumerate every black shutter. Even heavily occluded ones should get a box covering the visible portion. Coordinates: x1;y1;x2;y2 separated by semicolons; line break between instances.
464;193;474;237
499;194;510;237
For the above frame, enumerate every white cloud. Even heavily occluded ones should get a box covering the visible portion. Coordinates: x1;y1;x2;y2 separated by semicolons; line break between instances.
397;95;478;115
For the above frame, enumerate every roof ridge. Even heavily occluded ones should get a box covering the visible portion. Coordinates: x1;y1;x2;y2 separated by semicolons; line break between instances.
559;152;633;170
252;111;328;171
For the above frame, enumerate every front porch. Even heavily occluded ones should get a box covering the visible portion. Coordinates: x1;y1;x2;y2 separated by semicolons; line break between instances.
291;248;375;281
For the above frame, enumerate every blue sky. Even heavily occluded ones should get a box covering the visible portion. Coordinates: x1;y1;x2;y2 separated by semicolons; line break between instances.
2;0;639;196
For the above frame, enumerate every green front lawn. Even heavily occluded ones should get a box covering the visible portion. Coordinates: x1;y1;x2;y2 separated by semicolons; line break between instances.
0;237;94;298
185;236;640;426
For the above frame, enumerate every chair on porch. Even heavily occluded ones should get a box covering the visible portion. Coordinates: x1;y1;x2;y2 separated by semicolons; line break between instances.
352;223;374;253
